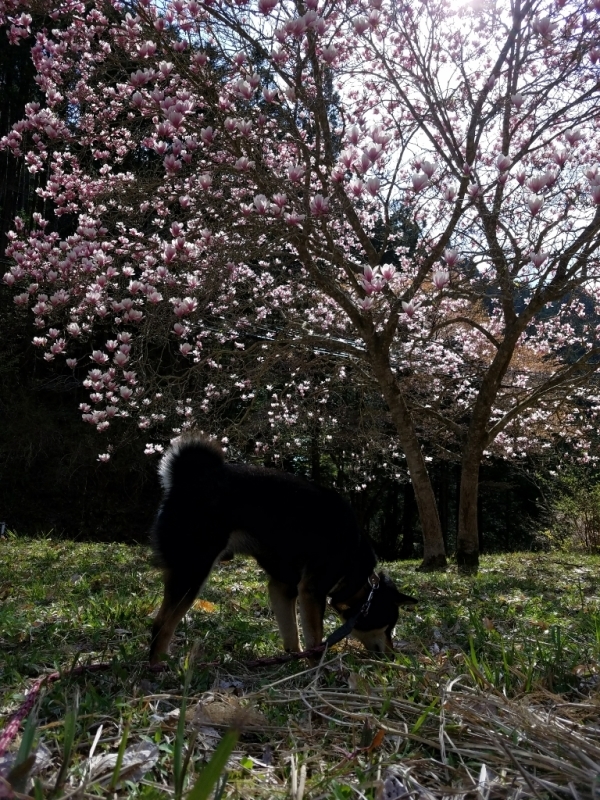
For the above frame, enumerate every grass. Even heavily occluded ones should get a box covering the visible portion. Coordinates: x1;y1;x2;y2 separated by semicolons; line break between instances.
1;535;600;798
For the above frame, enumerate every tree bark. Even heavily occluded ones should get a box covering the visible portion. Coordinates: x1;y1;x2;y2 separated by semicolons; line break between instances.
455;328;527;571
399;482;416;560
457;453;480;572
369;348;446;570
436;461;449;550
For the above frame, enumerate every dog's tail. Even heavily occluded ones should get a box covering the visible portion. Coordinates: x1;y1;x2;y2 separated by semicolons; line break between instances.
158;434;225;491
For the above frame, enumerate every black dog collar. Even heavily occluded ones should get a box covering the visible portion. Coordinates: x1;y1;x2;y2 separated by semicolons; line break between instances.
324;574;380;648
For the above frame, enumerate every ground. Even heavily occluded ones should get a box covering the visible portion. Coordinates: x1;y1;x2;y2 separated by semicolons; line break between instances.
1;537;599;798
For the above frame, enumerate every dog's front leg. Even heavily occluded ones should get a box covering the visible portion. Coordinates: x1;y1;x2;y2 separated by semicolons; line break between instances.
268;579;300;652
298;579;325;652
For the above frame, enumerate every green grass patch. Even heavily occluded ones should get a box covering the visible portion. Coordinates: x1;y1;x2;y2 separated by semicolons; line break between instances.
1;538;599;798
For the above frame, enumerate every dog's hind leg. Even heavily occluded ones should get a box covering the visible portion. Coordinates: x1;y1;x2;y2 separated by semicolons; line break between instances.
268;579;300;652
298;578;326;652
150;568;204;665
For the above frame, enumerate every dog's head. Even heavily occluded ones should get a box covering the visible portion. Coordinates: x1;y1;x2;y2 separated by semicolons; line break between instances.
336;573;417;654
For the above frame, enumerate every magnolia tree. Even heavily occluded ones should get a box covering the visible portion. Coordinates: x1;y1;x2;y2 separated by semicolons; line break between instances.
2;0;600;569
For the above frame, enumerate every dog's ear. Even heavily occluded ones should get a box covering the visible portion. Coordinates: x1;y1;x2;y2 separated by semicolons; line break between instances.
378;572;418;607
394;589;418;607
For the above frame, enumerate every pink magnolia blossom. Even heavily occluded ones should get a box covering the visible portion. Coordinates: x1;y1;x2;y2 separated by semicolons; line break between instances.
254;194;269;214
320;45;338;64
432;270;450;290
356;153;371;174
287;163;305;182
347;126;360;145
163;154;181;174
444;249;459;267
309;194;329;216
349;178;364;197
402;300;420;318
113;352;129;366
357;296;374;310
368;9;381;28
91;350;109;364
364;143;383;162
380;265;395;282
530;251;549;267
527;195;544;215
164;244;177;263
565;128;584;146
237;120;253;137
285;16;307;38
467;183;483;199
271;47;287;65
284;211;306;226
526;174;547;193
235;156;255;171
361;276;375;295
552;150;568;167
363;266;375;283
200;126;216;144
353;16;369;34
442;185;457;202
411;173;429;192
365;177;380;196
532;16;558;39
173;297;198;316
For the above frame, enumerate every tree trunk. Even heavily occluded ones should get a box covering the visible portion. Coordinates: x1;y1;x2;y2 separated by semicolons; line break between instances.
455;327;530;572
436;461;449;550
457;452;481;572
369;351;446;570
398;482;415;560
477;483;483;556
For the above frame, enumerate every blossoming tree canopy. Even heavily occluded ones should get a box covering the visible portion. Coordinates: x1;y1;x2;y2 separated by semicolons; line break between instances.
2;0;600;568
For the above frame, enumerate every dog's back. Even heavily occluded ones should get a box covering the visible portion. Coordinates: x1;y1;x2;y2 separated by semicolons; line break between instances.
153;435;373;590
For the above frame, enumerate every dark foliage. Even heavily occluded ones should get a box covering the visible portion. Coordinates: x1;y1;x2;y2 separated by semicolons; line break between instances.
0;285;159;541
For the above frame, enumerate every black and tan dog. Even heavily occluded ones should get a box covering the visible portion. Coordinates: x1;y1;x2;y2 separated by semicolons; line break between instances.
149;434;416;664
